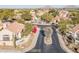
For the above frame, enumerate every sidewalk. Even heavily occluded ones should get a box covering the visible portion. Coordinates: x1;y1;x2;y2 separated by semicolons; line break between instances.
57;30;75;53
21;27;40;52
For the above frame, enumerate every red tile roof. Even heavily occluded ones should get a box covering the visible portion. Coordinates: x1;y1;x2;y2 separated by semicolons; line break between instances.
7;22;24;33
72;24;79;33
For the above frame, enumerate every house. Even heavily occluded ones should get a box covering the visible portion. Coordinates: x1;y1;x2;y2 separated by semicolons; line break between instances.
7;21;24;39
59;10;69;19
36;9;49;16
54;16;60;23
30;10;37;22
53;10;70;23
13;13;22;19
0;22;14;46
71;24;79;44
30;10;36;17
14;10;22;19
0;21;25;46
0;29;14;46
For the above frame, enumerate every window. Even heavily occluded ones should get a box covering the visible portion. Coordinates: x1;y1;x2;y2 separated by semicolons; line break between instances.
3;35;10;41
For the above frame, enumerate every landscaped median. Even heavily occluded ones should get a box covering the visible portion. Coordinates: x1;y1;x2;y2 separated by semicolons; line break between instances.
57;30;75;53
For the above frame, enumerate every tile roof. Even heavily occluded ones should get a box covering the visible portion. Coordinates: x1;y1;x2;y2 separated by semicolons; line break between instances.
7;22;24;33
72;24;79;33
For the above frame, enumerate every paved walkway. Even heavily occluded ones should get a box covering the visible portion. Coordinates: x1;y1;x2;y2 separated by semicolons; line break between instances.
57;32;74;53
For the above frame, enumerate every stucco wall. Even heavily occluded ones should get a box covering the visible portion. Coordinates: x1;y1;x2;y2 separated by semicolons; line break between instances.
0;29;14;41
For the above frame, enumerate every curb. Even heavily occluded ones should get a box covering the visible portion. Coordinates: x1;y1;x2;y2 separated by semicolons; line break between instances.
57;32;75;53
22;27;40;52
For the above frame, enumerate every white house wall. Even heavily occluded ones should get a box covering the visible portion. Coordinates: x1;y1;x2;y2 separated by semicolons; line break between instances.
0;29;14;41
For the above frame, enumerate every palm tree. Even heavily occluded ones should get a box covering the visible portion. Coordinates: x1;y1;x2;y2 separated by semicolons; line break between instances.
13;34;17;48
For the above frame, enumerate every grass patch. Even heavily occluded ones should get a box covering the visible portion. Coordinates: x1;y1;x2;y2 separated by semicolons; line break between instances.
22;23;33;37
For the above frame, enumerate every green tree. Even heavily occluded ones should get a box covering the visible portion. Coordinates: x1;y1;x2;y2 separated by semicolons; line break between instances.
41;12;53;22
21;10;32;21
58;20;72;33
21;23;33;37
0;9;14;20
13;36;17;48
13;9;32;23
70;10;79;25
48;9;58;17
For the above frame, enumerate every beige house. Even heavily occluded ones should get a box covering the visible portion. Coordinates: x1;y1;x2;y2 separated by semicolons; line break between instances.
53;10;70;23
0;21;24;46
7;22;24;39
0;29;14;46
